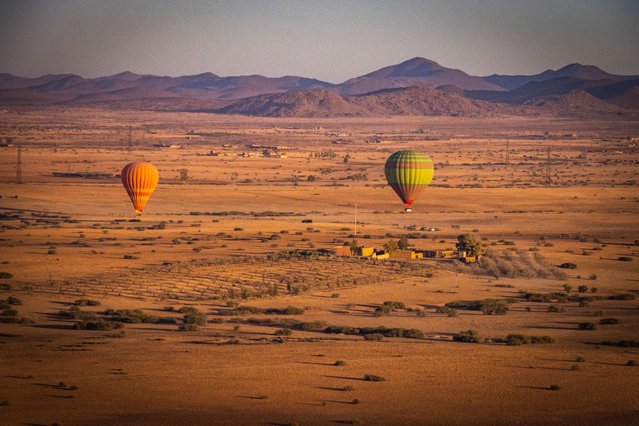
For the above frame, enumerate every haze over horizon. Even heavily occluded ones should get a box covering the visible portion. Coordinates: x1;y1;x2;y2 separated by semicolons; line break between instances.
1;0;638;83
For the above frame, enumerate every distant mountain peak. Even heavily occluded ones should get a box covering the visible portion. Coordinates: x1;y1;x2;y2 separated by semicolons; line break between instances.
341;57;502;94
364;57;445;79
101;71;141;81
402;57;442;66
192;72;219;78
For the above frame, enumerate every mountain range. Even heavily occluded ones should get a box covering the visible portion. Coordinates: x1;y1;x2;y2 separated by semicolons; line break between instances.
1;57;637;117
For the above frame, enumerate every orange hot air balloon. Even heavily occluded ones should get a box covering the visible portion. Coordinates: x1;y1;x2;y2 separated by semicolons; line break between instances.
121;162;159;216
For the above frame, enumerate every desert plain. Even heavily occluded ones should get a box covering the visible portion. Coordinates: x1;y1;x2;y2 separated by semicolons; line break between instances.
0;108;638;425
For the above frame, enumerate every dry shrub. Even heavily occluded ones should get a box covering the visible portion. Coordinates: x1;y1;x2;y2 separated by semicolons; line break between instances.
474;249;566;279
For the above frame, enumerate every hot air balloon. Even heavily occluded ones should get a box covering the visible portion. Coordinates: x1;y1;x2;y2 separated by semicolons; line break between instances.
121;162;159;216
384;151;434;212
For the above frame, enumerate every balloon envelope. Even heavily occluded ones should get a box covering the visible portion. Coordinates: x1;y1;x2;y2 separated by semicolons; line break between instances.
384;151;434;208
121;162;159;215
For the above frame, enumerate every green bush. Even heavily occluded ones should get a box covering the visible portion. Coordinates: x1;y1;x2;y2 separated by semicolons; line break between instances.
453;330;481;343
445;301;481;310
264;306;305;315
436;306;458;317
382;301;406;310
524;292;567;303
480;299;508;315
325;325;423;339
374;305;392;315
57;307;98;321
608;294;636;300
0;272;13;279
6;296;22;305
183;312;207;326
506;334;529;345
599;318;620;325
74;299;101;306
559;263;576;269
178;306;200;314
104;309;164;324
578;322;597;330
178;323;200;331
363;374;385;382
530;335;555;344
75;319;123;331
2;309;18;317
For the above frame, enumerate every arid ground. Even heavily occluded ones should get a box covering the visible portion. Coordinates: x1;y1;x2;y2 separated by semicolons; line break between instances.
0;109;638;425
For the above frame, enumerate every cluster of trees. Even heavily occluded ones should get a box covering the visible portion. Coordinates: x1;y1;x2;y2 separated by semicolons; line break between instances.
455;234;483;257
347;234;483;257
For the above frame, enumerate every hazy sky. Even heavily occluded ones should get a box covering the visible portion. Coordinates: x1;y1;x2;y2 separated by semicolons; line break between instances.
1;0;638;82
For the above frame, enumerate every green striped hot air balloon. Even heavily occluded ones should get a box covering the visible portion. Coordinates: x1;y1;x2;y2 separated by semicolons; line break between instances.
384;151;434;211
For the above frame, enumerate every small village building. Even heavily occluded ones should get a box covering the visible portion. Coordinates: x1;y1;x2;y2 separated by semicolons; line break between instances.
332;245;352;257
390;250;422;260
419;250;438;258
358;247;375;257
436;249;456;259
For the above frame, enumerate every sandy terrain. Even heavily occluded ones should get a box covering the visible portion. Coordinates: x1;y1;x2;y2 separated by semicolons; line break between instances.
0;108;638;425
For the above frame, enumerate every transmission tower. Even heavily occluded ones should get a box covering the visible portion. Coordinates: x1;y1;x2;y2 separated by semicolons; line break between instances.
16;144;22;184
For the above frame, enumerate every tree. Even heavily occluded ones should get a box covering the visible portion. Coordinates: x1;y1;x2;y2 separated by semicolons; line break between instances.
456;234;483;257
398;236;410;250
384;239;398;254
349;239;359;252
179;168;189;183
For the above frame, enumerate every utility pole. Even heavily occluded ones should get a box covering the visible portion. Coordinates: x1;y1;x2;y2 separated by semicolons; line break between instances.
545;146;551;186
354;204;357;237
16;144;22;184
505;136;510;166
127;126;133;151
